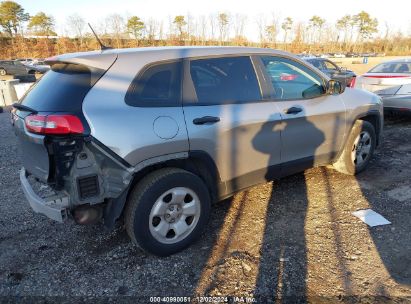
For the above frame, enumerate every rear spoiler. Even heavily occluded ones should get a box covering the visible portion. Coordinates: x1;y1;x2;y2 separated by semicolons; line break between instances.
45;52;118;71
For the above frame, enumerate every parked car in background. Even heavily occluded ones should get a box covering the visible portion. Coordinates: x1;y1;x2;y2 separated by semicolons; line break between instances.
16;58;34;65
0;60;33;76
12;46;383;256
305;57;356;87
333;53;346;58
359;52;378;57
320;53;331;58
24;60;50;74
346;52;360;58
354;58;411;114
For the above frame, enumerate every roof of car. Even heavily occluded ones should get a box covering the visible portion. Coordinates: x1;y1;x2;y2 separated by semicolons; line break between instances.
52;46;291;61
46;46;333;79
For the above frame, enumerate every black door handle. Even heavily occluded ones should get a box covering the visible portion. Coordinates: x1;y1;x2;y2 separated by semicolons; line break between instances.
193;116;220;125
285;107;303;115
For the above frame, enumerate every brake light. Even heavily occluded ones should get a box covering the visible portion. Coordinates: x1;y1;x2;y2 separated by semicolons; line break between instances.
349;77;356;88
25;114;84;135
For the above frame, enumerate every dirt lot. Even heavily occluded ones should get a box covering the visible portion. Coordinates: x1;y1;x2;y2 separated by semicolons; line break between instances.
0;107;410;303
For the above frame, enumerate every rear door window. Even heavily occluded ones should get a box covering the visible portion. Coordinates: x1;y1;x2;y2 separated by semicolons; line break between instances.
125;60;182;107
188;56;261;105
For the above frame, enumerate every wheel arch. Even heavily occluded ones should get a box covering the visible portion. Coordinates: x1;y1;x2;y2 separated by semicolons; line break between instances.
128;151;221;203
333;109;382;164
356;110;382;146
104;151;222;228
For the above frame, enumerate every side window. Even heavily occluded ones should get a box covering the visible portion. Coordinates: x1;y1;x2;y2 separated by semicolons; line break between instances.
189;56;261;104
260;56;325;100
125;60;182;107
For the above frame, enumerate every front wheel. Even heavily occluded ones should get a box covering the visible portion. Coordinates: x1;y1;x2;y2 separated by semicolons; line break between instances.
125;168;211;256
0;68;6;76
332;120;376;175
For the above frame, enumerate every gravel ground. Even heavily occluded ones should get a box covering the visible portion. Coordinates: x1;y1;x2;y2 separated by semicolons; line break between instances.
0;110;410;303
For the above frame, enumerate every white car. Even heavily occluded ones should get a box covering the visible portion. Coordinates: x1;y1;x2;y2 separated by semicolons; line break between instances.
354;58;411;114
334;53;346;58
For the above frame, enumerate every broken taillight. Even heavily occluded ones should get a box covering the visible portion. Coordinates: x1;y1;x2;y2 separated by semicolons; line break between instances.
25;114;84;135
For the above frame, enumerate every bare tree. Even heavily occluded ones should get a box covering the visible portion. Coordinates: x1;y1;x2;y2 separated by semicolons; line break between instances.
105;14;125;48
66;14;86;48
209;13;217;41
198;15;207;44
233;14;247;40
255;14;266;45
146;18;158;44
158;20;164;41
292;22;305;52
186;13;193;40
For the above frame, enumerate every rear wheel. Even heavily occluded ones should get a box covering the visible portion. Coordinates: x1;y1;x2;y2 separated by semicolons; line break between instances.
0;68;6;76
333;120;376;175
125;168;211;256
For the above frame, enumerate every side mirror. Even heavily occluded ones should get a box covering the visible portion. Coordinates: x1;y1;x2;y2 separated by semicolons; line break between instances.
340;67;347;72
327;79;345;95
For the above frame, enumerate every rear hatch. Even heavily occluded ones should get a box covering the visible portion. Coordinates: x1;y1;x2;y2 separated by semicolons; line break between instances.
358;73;411;95
12;52;117;184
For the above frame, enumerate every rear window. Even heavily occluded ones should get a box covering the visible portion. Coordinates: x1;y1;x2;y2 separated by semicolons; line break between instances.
369;62;411;73
20;63;104;112
307;60;323;70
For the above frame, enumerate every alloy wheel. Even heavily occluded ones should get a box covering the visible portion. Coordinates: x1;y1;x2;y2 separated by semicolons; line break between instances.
149;187;201;244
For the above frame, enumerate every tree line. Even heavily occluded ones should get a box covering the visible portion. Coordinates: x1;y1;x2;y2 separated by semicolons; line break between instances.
0;0;410;59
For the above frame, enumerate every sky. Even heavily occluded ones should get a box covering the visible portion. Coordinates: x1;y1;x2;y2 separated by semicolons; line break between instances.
16;0;411;41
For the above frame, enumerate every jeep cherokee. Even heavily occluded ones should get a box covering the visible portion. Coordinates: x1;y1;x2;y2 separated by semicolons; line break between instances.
12;47;383;256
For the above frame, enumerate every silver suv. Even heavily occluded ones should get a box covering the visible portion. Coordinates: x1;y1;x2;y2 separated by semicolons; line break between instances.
12;47;383;256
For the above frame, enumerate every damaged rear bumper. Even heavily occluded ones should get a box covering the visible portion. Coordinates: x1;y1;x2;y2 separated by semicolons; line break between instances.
20;168;69;222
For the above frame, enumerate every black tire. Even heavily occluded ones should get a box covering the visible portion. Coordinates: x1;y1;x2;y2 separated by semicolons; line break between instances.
333;120;376;175
0;68;6;76
124;168;211;256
